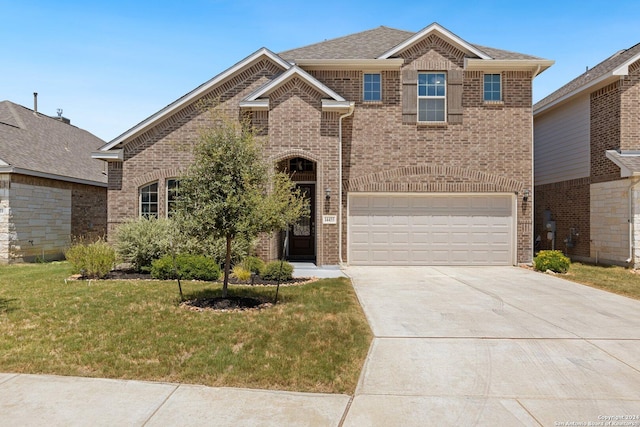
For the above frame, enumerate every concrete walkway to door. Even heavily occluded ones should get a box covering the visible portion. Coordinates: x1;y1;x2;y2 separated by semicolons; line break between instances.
343;266;640;426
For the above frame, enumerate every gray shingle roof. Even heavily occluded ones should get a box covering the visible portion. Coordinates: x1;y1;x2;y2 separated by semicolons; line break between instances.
535;42;640;111
279;26;413;60
0;100;107;185
279;25;544;61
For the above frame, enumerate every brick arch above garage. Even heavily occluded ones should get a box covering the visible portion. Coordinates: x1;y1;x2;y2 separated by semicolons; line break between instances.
345;165;524;193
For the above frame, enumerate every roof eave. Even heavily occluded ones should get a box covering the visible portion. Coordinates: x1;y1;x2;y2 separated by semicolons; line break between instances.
322;100;354;113
535;72;622;115
97;47;291;153
0;166;108;187
465;58;554;74
91;149;123;161
606;150;640;178
293;58;405;71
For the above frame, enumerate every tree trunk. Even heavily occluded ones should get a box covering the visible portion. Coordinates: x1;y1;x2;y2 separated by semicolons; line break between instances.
222;235;232;298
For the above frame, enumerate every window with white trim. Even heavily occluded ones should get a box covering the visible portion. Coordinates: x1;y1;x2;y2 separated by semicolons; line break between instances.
166;179;180;218
418;72;446;122
484;73;501;101
140;182;158;219
363;73;381;101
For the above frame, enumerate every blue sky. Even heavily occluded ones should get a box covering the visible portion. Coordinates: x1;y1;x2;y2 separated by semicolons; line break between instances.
3;0;639;142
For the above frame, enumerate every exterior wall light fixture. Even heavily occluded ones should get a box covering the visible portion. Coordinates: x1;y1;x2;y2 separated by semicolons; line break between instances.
325;187;331;200
523;189;530;202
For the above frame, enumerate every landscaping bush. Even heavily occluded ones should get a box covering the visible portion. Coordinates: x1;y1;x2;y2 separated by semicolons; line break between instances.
65;239;116;279
260;260;294;281
242;256;265;275
231;265;252;281
533;250;571;273
151;254;221;281
114;218;174;272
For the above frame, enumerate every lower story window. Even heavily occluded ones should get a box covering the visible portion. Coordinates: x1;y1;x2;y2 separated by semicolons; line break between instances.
140;182;158;219
167;179;180;218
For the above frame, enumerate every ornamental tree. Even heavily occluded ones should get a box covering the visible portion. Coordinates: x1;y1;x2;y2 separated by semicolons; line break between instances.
174;111;306;297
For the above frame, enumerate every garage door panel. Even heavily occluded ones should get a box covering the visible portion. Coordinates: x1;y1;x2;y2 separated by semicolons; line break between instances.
349;194;514;266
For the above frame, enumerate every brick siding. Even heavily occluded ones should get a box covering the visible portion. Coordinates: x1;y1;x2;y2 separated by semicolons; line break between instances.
106;34;535;265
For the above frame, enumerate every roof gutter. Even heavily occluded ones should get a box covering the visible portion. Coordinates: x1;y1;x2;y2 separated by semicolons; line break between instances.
338;102;355;265
0;166;107;187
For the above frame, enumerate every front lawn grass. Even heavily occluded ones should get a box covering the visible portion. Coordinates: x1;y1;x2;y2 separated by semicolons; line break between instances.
564;262;640;300
0;262;372;394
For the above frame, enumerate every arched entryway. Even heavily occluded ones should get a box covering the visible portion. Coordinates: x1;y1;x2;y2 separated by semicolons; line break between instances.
277;156;317;262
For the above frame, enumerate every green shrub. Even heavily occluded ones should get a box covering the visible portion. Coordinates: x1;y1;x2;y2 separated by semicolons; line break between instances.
242;256;265;275
260;260;294;281
151;254;221;281
533;250;571;273
65;239;116;279
231;265;252;281
114;218;174;272
175;235;255;267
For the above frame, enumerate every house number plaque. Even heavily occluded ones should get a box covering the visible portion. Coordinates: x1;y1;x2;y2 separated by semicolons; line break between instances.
322;215;337;224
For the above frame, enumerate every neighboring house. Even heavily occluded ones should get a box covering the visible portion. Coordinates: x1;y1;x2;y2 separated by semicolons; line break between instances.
0;99;107;263
534;42;640;267
93;23;552;267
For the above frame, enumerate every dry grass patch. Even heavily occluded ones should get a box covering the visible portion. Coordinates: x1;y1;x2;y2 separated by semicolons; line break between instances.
0;262;372;394
563;262;640;300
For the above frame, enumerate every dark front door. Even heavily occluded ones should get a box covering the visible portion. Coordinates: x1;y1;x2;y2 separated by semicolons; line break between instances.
288;184;315;260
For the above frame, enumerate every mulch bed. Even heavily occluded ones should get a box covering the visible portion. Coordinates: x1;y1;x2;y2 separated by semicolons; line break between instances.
180;296;273;313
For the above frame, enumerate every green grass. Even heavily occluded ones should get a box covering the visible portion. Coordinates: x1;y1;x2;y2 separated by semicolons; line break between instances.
563;262;640;300
0;262;372;394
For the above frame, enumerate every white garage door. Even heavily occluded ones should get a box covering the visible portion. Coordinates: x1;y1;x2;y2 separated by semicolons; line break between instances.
348;194;514;266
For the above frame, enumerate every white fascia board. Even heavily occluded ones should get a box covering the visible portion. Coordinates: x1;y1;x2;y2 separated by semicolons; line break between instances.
613;51;640;75
293;58;404;71
0;166;108;187
239;100;270;110
244;65;346;102
321;100;353;112
465;58;555;73
91;150;123;161
378;23;491;60
606;150;639;177
98;48;291;152
534;72;622;115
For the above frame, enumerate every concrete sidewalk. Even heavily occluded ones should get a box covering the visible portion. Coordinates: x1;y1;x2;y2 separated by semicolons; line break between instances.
0;373;351;426
3;266;640;426
343;266;640;426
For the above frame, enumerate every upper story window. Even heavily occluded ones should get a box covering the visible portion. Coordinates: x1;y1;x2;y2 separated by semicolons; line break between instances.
484;74;502;101
363;73;381;101
166;179;180;218
140;182;158;219
418;72;446;122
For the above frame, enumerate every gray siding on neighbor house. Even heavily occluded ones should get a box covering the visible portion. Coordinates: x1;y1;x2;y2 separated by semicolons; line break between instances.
534;94;590;185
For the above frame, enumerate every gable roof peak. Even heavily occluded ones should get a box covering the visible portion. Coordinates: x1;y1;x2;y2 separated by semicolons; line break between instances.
378;22;492;60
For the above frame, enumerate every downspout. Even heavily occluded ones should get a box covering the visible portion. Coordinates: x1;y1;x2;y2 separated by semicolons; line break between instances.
338;102;355;265
628;177;640;267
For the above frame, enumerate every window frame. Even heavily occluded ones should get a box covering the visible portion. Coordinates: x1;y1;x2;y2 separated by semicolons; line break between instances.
363;72;382;102
483;73;502;102
417;72;447;123
166;178;180;218
139;182;159;219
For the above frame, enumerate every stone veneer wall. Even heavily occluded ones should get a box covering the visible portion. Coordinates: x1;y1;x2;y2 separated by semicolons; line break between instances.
0;174;107;263
9;179;71;262
590;179;634;265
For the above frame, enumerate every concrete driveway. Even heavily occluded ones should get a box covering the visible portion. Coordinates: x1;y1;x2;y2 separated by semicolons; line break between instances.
343;266;640;426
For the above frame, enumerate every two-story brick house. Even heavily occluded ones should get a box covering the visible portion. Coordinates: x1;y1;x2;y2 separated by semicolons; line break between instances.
93;23;552;267
534;42;640;267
